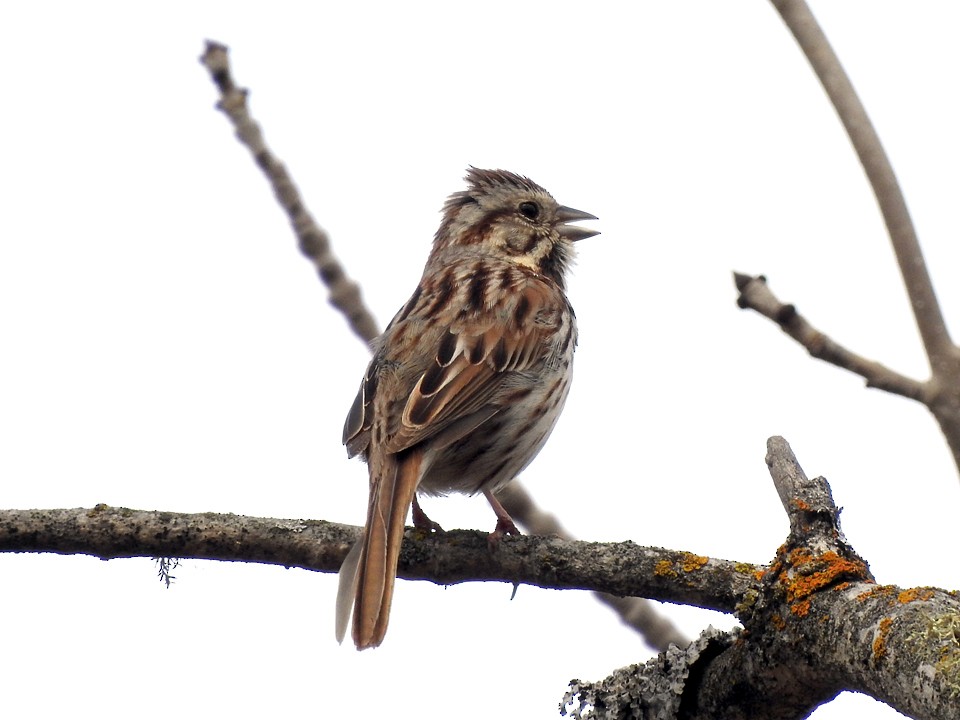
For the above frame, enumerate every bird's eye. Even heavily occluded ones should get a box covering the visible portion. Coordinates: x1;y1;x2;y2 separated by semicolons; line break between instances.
518;201;540;220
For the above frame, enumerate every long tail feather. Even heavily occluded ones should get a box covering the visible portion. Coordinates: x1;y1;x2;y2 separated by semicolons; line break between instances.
342;449;423;649
335;539;362;644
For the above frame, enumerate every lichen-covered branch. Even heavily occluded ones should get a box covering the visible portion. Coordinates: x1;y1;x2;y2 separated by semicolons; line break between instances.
4;447;956;717
0;505;756;612
563;438;960;720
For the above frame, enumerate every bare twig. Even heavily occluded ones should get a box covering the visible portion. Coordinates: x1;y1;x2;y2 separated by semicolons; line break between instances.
735;263;960;470
765;435;838;523
199;41;379;344
734;272;926;402
763;436;868;565
757;2;960;473
200;40;686;648
770;0;954;371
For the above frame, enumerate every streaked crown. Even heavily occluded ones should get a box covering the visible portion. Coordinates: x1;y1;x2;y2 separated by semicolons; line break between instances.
430;168;597;287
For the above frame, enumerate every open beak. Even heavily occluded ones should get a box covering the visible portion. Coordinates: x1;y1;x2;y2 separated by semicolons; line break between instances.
555;206;599;241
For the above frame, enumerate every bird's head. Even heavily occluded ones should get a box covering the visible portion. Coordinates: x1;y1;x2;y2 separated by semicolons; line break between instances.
432;167;598;287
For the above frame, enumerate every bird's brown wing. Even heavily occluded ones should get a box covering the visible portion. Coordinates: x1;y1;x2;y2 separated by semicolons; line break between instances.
383;281;564;454
337;278;566;650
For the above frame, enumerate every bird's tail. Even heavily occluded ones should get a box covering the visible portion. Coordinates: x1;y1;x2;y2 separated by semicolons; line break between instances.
336;448;423;649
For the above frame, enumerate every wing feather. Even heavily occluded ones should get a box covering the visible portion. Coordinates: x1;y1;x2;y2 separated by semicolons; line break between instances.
343;272;566;459
383;282;561;454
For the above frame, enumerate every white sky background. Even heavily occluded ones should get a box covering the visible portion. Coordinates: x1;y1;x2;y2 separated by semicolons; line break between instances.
0;2;957;718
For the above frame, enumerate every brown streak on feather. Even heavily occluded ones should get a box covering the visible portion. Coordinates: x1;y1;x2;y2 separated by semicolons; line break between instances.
418;362;446;399
502;386;534;404
426;269;456;315
514;293;532;326
466;261;487;312
491;337;509;371
467;334;486;364
437;331;458;367
393;284;422;325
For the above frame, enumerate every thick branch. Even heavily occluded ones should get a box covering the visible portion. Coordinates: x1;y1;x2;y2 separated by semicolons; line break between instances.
0;505;757;613
570;578;960;720
734;272;926;402
564;439;960;720
770;0;955;373
568;579;960;720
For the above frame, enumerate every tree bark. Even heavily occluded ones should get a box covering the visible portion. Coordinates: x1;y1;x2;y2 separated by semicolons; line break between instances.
2;439;957;719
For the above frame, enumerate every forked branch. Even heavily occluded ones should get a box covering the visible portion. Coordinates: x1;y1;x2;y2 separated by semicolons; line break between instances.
737;2;960;475
770;0;954;368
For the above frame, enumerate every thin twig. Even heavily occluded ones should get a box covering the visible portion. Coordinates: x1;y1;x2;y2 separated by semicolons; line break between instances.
770;0;955;374
734;272;926;402
199;41;379;344
740;5;960;474
498;483;689;651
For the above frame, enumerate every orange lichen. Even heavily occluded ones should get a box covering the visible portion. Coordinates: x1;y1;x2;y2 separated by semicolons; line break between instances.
791;498;811;512
834;582;850;593
783;551;869;603
898;587;935;604
873;617;893;660
680;553;709;573
654;560;678;578
857;585;896;603
765;547;872;618
771;614;787;631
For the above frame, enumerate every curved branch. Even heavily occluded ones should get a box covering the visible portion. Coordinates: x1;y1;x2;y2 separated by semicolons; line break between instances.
740;8;960;477
770;0;955;374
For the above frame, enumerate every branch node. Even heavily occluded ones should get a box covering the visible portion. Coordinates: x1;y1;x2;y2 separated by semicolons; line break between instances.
765;436;839;538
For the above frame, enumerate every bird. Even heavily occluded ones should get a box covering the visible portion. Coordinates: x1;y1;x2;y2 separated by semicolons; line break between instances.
336;167;597;649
